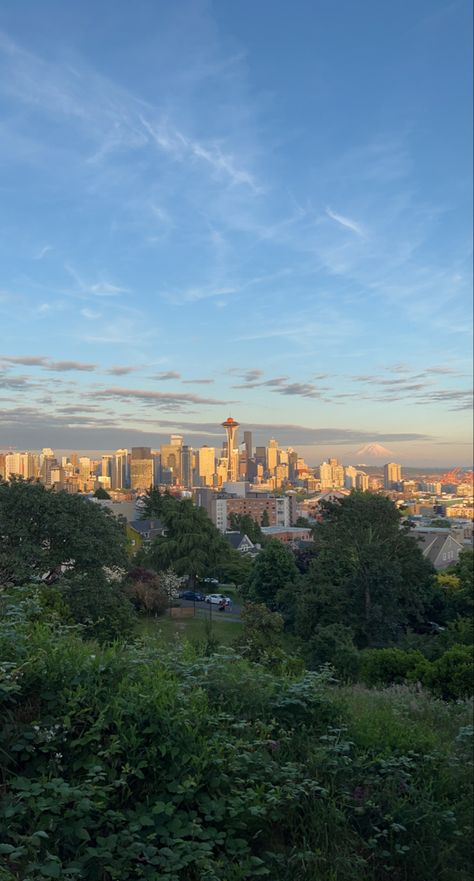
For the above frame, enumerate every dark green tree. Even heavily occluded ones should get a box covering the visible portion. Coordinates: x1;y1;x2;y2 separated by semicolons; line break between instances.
0;478;128;585
260;509;270;527
139;486;176;519
228;512;265;544
247;539;299;608
142;498;230;588
297;491;436;646
93;486;111;500
60;572;135;643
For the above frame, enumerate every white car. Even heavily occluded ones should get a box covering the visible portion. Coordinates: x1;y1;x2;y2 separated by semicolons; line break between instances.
205;593;231;605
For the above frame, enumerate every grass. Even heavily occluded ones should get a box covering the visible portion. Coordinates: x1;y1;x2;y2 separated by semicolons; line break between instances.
136;613;242;646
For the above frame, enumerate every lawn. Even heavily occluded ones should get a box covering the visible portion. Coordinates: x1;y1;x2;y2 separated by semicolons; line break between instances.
136;613;242;646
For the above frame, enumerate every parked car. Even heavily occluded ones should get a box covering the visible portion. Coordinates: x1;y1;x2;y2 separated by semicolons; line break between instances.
205;593;231;605
179;590;205;602
202;577;219;584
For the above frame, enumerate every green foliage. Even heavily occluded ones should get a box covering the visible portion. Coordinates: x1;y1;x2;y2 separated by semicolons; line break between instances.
260;509;270;527
0;478;127;585
59;573;136;643
304;624;360;680
360;648;426;687
93;486;111;499
444;550;474;620
412;644;474;700
126;574;170;616
0;598;472;881
229;512;265;545
295;492;438;647
139;486;176;519
237;602;285;663
142;499;231;587
247;539;299;608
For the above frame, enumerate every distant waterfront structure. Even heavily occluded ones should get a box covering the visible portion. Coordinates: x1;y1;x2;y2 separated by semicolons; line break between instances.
384;462;402;490
222;416;239;482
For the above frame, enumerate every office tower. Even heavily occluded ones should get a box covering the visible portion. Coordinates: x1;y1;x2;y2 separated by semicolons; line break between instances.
112;449;129;489
266;438;279;473
384;462;402;490
160;437;182;485
288;449;298;481
198;446;215;487
244;431;253;460
0;453;5;478
255;446;266;467
70;452;79;468
102;455;113;479
319;461;333;489
222;417;239;482
79;457;91;479
5;452;38;480
152;451;161;486
132;447;152;460
39;452;58;486
181;445;193;488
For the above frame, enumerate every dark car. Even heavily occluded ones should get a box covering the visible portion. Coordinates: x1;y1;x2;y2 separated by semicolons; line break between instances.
179;590;205;602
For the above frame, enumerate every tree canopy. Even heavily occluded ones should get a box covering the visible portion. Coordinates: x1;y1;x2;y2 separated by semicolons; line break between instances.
294;491;437;646
0;478;128;585
247;539;299;607
141;498;231;587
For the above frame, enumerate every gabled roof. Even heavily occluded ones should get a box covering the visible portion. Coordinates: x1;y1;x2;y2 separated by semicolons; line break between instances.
224;531;254;549
415;531;462;565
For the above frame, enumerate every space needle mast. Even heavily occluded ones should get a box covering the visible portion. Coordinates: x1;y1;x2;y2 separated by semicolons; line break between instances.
221;416;239;482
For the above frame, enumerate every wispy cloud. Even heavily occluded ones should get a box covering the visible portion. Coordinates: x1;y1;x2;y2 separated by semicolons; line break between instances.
33;245;53;260
91;386;229;410
1;355;96;371
326;207;365;237
151;371;182;381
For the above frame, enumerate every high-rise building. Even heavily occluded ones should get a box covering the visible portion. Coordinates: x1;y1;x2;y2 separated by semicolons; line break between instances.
160;437;182;485
266;438;279;473
244;431;253;460
384;462;402;490
181;445;193;488
5;452;38;480
131;447;153;491
112;449;129;489
102;455;113;479
198;446;215;486
356;472;369;491
222;417;239;482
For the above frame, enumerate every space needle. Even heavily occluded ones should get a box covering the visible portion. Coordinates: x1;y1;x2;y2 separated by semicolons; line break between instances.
222;416;239;482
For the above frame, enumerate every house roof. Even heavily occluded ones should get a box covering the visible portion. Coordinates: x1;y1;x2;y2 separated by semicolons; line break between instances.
224;531;254;549
414;531;462;565
129;519;164;534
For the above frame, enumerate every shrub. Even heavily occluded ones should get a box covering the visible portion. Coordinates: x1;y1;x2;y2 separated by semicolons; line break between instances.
59;573;136;643
413;644;474;700
359;647;425;686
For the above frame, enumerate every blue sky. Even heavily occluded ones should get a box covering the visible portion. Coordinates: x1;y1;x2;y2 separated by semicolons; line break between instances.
0;0;472;465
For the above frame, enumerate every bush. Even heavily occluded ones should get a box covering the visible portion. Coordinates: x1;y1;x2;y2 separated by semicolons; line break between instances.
59;573;136;643
413;644;474;700
304;624;360;680
360;647;425;686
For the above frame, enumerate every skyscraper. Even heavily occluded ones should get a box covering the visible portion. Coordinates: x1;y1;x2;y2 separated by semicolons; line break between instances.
222;417;239;482
244;431;253;459
384;462;402;490
112;449;129;489
131;447;153;491
198;446;215;486
181;445;193;488
266;438;279;473
160;436;183;485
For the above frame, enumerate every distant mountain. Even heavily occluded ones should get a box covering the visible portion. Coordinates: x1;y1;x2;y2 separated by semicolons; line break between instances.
356;442;394;458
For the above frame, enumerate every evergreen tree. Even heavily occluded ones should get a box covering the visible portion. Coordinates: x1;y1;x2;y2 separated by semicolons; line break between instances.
247;539;299;608
260;509;270;527
143;498;230;588
297;491;436;646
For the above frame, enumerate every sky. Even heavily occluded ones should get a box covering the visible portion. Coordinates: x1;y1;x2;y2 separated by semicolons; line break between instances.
0;0;472;466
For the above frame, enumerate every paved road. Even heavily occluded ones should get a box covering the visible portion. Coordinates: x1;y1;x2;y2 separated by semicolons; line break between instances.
179;598;242;621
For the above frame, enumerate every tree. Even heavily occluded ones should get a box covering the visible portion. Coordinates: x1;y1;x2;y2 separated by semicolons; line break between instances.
247;539;299;608
94;487;111;500
142;499;231;588
236;602;285;662
228;512;265;545
297;492;437;647
60;572;135;643
139;486;165;519
260;509;270;527
0;478;128;585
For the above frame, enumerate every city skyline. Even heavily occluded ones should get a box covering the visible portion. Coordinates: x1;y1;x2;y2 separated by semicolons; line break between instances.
0;0;472;465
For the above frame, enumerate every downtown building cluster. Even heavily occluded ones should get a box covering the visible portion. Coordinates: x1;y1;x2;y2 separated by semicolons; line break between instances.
1;418;473;533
